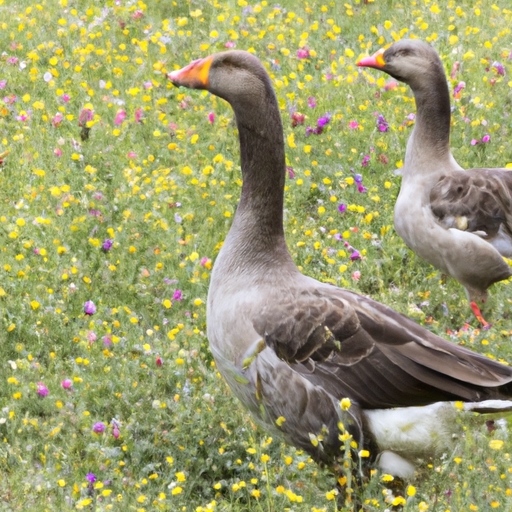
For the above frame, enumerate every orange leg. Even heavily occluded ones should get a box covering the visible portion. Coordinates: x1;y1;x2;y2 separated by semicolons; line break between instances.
470;301;490;330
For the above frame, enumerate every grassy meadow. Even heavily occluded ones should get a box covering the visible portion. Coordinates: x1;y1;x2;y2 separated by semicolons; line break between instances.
1;0;512;509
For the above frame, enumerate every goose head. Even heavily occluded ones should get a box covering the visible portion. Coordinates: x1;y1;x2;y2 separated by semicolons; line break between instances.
168;50;278;136
357;39;444;90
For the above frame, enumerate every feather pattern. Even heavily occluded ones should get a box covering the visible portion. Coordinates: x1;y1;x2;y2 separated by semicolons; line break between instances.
170;50;512;479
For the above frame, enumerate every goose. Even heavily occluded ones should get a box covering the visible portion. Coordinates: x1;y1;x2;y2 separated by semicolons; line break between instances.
168;50;512;492
357;39;512;327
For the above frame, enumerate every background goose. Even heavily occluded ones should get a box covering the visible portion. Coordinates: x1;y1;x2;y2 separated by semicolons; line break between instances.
357;39;512;326
169;51;512;492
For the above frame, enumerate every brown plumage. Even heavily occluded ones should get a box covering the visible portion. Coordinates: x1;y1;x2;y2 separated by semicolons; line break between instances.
169;51;512;489
357;39;512;306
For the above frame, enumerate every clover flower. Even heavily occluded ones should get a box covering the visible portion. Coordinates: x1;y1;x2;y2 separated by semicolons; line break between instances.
92;422;106;434
84;300;96;315
36;382;49;397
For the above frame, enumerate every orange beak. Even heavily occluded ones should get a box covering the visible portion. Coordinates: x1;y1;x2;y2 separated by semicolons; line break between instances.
357;48;386;69
168;56;213;89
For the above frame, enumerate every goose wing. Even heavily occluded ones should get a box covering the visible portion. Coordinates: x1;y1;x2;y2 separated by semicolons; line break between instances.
430;168;512;241
254;286;512;410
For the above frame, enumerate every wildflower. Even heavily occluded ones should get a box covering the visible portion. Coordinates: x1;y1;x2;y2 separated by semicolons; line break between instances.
350;251;361;261
291;112;305;127
102;335;113;347
92;422;106;434
61;379;73;390
84;300;96;315
376;114;389;132
224;41;236;48
340;398;351;410
286;166;295;179
134;108;144;123
317;113;331;128
173;289;183;301
307;96;316;108
349;120;359;129
102;239;113;252
208;112;215;124
52;113;64;127
156;356;163;367
36;382;49;397
114;109;126;125
86;473;96;483
296;47;310;59
78;108;93;127
450;61;460;79
362;155;370;167
482;134;491;143
470;139;479;146
492;61;505;76
112;420;120;439
453;81;465;99
338;204;347;213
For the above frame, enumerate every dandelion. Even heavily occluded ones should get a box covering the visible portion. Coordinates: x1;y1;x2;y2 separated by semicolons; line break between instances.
84;300;96;315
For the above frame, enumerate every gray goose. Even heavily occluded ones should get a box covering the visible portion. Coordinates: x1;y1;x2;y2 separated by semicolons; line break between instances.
169;51;512;486
357;39;512;326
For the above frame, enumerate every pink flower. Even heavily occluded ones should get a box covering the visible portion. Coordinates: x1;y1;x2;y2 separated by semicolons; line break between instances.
470;138;479;146
349;121;359;130
352;271;361;281
61;93;70;103
78;108;93;127
135;107;144;124
482;134;490;143
208;112;215;124
296;48;310;59
112;423;120;439
36;382;49;397
224;41;236;48
114;109;126;125
173;289;183;301
52;112;64;127
156;356;163;367
61;379;73;389
307;96;316;108
54;148;62;157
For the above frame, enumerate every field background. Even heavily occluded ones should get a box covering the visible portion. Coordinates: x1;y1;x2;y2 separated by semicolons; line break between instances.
1;0;512;510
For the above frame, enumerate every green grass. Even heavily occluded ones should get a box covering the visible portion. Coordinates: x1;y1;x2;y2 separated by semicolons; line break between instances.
0;0;512;510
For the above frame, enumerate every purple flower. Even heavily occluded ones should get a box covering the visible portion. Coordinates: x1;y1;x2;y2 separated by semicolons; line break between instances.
482;134;490;143
102;239;113;252
86;473;96;483
286;166;295;179
173;289;183;301
362;154;370;167
317;113;331;128
84;300;96;315
338;203;347;213
350;250;361;261
307;96;316;108
92;422;106;434
357;184;367;193
102;335;113;347
36;382;49;397
470;138;479;146
492;61;505;76
376;114;389;132
61;379;73;390
453;81;465;98
78;108;93;127
354;173;363;184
